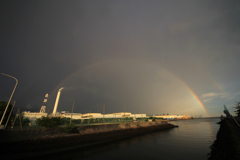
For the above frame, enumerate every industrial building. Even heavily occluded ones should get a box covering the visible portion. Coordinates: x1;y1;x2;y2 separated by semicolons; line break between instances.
22;111;47;125
23;110;146;125
153;114;188;120
22;93;48;125
60;111;146;119
23;88;147;124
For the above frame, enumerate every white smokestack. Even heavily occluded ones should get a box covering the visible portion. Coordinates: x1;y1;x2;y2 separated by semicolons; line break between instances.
52;87;64;116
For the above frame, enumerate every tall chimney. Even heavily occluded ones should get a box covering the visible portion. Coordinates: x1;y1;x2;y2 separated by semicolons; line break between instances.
52;87;64;116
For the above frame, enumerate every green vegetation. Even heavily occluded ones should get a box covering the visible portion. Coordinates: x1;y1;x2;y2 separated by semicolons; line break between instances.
36;116;62;128
149;117;156;121
13;113;30;127
62;123;79;133
125;117;133;122
61;117;82;124
136;117;148;122
149;116;163;121
235;101;240;117
30;116;149;129
0;101;14;126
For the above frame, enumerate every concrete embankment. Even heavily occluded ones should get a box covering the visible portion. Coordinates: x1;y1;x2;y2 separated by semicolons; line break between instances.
208;118;240;160
1;121;176;159
1;121;167;142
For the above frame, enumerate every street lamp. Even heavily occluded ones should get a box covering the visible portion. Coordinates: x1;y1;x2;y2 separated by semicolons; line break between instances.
0;73;18;127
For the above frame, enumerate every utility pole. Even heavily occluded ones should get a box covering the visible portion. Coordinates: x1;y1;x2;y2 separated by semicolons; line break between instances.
0;73;18;127
134;111;136;121
141;108;143;122
103;103;105;124
70;101;75;124
88;110;91;125
11;109;19;129
115;112;116;124
19;109;22;130
124;106;125;123
11;109;22;130
4;101;16;130
14;109;22;130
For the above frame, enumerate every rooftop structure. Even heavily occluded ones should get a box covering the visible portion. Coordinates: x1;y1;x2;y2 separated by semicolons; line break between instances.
60;112;147;119
153;114;188;119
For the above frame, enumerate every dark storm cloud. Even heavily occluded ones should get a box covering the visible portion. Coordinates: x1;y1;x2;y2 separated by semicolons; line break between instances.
1;0;240;116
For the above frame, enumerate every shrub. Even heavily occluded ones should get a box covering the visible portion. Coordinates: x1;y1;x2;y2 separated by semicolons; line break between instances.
36;116;63;128
82;119;88;124
72;119;82;124
13;113;31;127
61;117;71;124
62;123;79;134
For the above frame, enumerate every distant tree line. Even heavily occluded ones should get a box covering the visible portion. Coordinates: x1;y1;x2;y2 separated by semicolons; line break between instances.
13;112;30;127
35;116;142;128
0;101;30;129
235;101;240;117
0;101;14;126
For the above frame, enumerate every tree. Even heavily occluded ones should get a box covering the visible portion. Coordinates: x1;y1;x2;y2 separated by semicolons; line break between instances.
89;118;94;123
36;116;63;128
235;101;240;117
62;123;79;134
61;117;71;124
13;113;31;127
152;117;156;121
0;101;14;126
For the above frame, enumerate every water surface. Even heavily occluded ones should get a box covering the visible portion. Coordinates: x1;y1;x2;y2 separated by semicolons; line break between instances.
39;118;220;160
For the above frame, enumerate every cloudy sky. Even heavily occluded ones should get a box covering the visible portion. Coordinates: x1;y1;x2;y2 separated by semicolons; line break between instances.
1;0;240;117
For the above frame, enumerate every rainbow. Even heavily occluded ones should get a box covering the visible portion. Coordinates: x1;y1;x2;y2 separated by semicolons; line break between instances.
205;72;230;100
49;59;210;117
192;69;230;100
181;81;209;117
49;59;109;97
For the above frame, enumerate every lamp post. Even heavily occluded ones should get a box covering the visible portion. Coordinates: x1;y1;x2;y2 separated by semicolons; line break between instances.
0;73;18;127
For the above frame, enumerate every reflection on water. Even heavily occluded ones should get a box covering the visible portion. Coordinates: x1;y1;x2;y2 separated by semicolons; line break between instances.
34;118;220;160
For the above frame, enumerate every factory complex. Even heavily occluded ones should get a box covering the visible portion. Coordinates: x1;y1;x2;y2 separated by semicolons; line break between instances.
62;111;146;119
154;114;189;120
22;88;189;125
23;111;147;125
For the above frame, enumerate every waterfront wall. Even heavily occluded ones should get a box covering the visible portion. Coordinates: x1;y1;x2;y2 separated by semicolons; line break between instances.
1;122;176;158
0;121;168;142
208;118;240;160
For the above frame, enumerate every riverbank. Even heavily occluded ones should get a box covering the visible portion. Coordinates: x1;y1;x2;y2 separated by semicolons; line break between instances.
1;122;177;159
1;121;168;142
208;118;240;160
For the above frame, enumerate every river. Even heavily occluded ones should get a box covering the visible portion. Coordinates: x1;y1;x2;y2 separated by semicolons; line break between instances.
40;118;220;160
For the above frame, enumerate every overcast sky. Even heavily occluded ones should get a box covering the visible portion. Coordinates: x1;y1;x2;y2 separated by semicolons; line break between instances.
1;0;240;117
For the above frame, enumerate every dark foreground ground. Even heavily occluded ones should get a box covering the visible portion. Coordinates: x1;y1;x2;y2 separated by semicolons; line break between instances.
1;123;176;159
208;118;240;160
